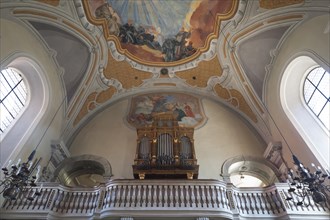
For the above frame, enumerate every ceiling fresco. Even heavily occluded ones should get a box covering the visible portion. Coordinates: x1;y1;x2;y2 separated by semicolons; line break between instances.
128;93;206;128
7;0;317;143
83;0;238;65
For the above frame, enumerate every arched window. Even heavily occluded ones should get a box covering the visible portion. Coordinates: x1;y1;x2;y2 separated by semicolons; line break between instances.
280;55;329;168
0;56;49;166
303;66;329;130
0;68;27;133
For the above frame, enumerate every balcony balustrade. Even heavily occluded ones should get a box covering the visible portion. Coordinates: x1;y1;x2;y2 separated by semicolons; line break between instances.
1;179;329;219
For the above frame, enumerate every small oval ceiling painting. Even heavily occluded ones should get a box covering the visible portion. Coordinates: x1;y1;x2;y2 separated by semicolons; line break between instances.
128;93;206;128
84;0;238;65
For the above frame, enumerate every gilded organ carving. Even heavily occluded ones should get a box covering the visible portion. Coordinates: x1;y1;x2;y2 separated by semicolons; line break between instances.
132;113;199;179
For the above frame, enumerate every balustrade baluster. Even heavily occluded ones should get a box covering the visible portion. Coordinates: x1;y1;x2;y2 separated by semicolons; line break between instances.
79;192;86;213
116;185;122;207
241;193;249;214
184;185;189;207
211;185;217;208
251;192;260;214
197;185;203;208
201;185;207;208
90;192;98;213
169;185;174;207
206;185;212;208
142;185;147;207
174;185;179;207
214;186;220;208
261;192;271;214
153;185;158;207
266;192;276;214
36;188;47;210
274;190;285;213
114;186;120;208
1;198;9;209
309;195;318;211
163;185;168;207
87;192;93;213
20;190;29;210
246;193;254;214
136;185;142;207
68;192;77;213
147;185;152;207
233;192;242;213
158;185;163;207
15;190;23;210
64;191;73;213
75;192;83;213
182;185;189;207
108;186;114;208
120;185;126;207
179;185;185;207
31;189;39;210
125;185;132;207
85;192;92;213
57;191;66;213
190;185;196;208
270;191;281;213
256;192;265;214
53;190;62;212
131;185;137;207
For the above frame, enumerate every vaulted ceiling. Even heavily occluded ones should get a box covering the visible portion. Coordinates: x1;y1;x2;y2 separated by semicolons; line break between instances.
5;0;328;145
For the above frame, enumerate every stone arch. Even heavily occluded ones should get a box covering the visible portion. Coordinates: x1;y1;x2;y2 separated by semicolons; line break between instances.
52;154;112;187
220;155;282;186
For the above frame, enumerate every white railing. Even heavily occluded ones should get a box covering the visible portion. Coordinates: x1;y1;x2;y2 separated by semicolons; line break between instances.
1;179;329;219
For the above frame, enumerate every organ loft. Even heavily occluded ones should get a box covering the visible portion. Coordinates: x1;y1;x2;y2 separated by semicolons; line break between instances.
132;113;199;180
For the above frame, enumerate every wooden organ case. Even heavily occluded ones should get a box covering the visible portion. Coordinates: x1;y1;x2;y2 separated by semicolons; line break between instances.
132;113;199;179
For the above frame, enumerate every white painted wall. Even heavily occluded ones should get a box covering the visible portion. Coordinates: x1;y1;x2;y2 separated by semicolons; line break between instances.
70;99;265;180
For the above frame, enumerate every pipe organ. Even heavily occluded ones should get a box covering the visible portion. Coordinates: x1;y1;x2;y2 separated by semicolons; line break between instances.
132;113;199;179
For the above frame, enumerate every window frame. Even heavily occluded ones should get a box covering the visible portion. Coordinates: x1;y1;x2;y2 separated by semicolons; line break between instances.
0;55;49;166
0;67;29;135
280;55;330;169
303;66;329;131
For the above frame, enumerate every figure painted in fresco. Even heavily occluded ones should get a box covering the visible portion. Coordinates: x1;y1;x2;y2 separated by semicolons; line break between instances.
175;27;191;60
128;94;203;127
89;0;236;63
94;1;196;62
95;3;121;36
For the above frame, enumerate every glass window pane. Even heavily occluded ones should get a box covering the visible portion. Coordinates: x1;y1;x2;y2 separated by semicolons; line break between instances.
2;68;18;88
0;68;27;134
307;67;324;86
319;102;329;130
304;80;315;103
304;66;330;130
15;81;27;100
308;90;327;116
0;104;11;131
0;73;11;99
8;69;21;86
3;96;20;116
317;71;329;98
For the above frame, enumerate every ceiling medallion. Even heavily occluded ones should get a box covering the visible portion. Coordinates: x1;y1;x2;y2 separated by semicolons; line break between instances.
160;68;168;76
83;0;238;66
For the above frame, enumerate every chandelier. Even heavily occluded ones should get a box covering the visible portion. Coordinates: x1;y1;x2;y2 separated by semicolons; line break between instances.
0;149;42;201
286;154;330;205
